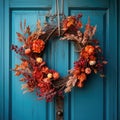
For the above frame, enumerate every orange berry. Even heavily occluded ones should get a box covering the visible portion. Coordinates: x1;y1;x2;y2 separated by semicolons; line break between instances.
25;48;31;54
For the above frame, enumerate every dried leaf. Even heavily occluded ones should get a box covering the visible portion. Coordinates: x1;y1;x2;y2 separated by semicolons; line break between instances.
24;26;31;35
14;64;20;70
100;74;105;78
64;87;71;93
20;21;23;33
93;39;99;44
36;19;41;30
24;19;26;29
16;32;23;38
87;16;90;24
95;46;102;52
23;90;29;94
15;71;21;76
102;61;108;64
72;79;77;87
66;80;72;87
92;25;97;36
20;78;25;81
21;84;28;90
94;69;97;74
16;32;25;42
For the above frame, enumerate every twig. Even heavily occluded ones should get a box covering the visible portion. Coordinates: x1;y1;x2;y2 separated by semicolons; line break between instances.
44;27;58;43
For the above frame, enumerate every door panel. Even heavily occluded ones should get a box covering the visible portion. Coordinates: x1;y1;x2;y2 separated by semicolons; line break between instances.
65;9;108;120
1;0;118;120
11;10;55;120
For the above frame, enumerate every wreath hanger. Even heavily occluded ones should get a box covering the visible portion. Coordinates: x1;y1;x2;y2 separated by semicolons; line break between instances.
44;0;65;36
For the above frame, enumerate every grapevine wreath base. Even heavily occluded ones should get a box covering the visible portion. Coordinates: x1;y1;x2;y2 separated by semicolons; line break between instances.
11;14;107;102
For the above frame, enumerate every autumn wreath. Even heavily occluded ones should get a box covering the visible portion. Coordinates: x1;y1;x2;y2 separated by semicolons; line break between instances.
11;14;107;102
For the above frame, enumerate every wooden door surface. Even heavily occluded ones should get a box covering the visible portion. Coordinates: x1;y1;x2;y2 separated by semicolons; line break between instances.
0;0;119;120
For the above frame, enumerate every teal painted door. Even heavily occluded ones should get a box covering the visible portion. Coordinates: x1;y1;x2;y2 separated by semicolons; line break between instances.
0;0;119;120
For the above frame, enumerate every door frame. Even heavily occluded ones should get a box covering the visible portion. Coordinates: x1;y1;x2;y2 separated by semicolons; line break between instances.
0;0;119;120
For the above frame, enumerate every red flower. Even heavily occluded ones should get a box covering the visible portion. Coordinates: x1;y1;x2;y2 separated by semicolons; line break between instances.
33;69;43;82
89;55;96;60
38;82;51;93
41;66;49;74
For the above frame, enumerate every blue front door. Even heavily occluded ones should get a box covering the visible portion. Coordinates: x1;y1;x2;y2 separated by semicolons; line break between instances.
0;0;119;120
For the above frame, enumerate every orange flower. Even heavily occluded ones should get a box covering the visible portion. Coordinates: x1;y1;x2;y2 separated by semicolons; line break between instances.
81;51;89;59
53;72;60;80
77;73;86;82
85;45;95;55
67;17;75;27
73;68;81;76
32;39;45;53
62;16;82;30
67;17;75;25
62;16;75;30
